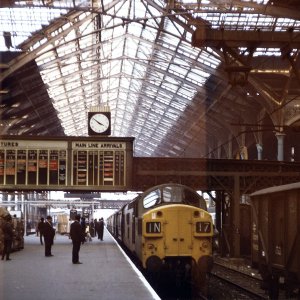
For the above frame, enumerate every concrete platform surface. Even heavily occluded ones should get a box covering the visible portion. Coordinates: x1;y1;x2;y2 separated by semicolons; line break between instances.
0;228;160;300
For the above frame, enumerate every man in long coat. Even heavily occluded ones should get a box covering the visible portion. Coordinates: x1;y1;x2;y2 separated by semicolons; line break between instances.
70;214;84;264
43;215;55;257
37;217;45;245
98;217;104;241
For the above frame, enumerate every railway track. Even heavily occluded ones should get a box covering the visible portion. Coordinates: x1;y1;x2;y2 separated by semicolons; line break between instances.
210;262;268;299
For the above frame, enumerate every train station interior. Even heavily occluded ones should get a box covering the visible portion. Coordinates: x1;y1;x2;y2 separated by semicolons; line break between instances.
1;1;300;299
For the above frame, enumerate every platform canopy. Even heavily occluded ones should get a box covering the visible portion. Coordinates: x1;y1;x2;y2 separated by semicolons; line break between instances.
1;1;300;159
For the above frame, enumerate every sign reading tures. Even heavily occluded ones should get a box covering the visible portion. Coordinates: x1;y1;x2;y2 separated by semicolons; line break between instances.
0;136;134;191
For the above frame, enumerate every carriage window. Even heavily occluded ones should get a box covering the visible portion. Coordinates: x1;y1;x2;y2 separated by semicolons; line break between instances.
143;189;161;208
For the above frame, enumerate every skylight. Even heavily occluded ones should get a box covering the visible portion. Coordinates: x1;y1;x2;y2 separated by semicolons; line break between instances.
2;0;298;157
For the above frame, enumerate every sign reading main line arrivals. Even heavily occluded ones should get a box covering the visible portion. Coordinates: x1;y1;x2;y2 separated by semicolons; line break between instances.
0;136;134;191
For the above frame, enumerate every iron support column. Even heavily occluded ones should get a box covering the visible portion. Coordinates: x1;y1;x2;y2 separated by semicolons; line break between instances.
232;174;240;257
256;143;263;160
276;132;285;161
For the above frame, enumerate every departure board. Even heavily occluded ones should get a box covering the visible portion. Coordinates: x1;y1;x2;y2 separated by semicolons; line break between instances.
0;136;133;191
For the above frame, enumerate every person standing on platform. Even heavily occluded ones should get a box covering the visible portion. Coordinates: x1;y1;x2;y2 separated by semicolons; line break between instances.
43;216;55;257
94;219;99;239
1;214;14;261
98;217;104;241
70;214;84;264
37;217;45;245
80;217;86;243
89;219;95;238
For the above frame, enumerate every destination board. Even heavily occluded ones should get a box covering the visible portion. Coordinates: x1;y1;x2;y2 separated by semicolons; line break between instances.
0;136;134;191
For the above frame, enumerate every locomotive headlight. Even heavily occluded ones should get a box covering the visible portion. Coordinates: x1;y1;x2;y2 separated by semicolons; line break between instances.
156;211;163;217
147;243;155;250
194;211;200;218
200;240;210;252
201;240;209;249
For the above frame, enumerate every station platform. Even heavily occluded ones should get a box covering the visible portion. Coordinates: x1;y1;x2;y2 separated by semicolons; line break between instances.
0;228;160;300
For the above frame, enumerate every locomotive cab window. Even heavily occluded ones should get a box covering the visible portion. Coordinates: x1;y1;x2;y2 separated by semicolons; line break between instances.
183;188;203;207
143;189;161;208
162;186;182;203
161;186;206;208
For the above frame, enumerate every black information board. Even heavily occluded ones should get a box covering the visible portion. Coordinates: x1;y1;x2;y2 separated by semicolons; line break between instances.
0;136;133;191
72;141;127;187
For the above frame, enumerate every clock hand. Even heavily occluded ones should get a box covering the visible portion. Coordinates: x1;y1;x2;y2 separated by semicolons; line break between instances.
94;119;104;126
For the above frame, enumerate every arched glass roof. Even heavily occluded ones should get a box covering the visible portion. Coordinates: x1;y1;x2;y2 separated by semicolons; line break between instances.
1;0;300;158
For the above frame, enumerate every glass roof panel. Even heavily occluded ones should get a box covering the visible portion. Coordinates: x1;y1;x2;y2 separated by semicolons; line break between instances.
2;1;300;156
0;7;67;50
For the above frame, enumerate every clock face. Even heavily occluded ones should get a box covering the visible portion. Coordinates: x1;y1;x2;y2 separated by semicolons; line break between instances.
89;113;110;134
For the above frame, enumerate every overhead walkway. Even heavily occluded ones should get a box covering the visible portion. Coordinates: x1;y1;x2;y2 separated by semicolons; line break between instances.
0;229;160;300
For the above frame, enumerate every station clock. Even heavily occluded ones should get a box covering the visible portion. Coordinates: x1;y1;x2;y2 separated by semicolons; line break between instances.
88;112;111;136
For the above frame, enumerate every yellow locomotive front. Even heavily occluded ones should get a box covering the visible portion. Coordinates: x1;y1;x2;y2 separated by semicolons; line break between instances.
108;183;214;290
142;203;214;287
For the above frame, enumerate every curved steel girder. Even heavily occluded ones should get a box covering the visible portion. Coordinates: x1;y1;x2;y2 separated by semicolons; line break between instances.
213;47;288;130
220;47;281;105
0;10;96;83
167;0;300;21
221;49;300;129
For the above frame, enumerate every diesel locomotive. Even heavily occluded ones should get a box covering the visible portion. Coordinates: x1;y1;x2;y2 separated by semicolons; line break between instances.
106;183;214;289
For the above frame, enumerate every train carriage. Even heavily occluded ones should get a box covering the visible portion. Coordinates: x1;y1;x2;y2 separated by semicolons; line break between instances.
250;182;300;298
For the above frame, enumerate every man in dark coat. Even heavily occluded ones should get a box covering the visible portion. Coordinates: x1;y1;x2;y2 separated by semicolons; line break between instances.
37;217;45;245
89;219;95;237
1;214;14;261
94;219;99;239
70;214;84;264
98;217;104;241
43;215;55;257
80;217;86;243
